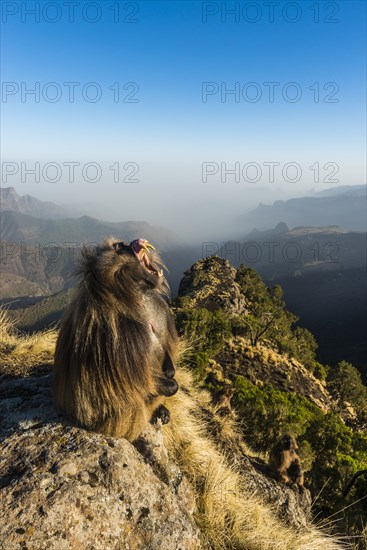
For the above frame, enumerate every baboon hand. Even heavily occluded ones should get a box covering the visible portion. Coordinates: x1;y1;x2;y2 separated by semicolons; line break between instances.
150;404;171;425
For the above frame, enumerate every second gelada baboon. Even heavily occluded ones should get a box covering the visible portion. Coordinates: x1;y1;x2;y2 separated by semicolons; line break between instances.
268;434;304;488
53;237;179;441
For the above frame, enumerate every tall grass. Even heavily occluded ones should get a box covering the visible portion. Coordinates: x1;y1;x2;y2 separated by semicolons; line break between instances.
0;307;56;377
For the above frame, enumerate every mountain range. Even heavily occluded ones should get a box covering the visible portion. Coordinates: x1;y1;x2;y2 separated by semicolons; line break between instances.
1;186;366;378
239;185;367;233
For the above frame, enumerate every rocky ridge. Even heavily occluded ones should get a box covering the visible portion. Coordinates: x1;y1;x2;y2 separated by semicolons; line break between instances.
176;255;334;414
0;375;200;550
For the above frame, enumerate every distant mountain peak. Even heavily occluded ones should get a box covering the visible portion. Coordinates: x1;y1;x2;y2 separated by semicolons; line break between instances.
315;184;367;198
2;186;17;195
274;221;290;233
0;187;74;220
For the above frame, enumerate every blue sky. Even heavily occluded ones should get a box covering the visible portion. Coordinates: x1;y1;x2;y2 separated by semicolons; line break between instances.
1;0;366;236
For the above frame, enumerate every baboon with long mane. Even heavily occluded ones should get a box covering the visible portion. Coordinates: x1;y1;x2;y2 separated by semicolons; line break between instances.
53;237;179;441
268;434;304;488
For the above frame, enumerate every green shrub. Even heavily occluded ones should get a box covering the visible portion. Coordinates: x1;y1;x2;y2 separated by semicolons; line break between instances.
176;308;231;356
232;374;367;529
327;361;367;425
232;375;316;452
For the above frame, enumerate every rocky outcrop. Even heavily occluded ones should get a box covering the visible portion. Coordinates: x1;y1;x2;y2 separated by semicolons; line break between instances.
0;375;201;550
176;256;333;413
243;454;312;529
213;429;312;530
177;256;246;316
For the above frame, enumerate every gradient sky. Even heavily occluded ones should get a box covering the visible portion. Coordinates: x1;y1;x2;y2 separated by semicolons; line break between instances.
1;0;366;238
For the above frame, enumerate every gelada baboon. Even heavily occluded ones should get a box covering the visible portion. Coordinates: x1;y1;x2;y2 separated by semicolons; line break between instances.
54;237;179;441
268;434;304;488
213;384;234;416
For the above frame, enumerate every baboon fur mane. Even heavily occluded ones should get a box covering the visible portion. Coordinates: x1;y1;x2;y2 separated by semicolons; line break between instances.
53;237;179;441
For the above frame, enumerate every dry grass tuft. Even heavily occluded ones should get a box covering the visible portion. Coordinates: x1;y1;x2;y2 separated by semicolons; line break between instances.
0;307;56;377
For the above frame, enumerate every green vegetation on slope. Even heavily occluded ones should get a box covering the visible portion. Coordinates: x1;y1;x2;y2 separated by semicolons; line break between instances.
8;290;74;332
174;259;367;546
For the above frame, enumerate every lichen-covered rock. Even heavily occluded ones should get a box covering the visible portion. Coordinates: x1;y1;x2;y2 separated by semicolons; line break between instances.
0;375;201;550
229;446;312;529
177;256;246;316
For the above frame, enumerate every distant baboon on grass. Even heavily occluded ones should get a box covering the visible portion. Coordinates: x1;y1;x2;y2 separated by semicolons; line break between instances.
54;237;179;441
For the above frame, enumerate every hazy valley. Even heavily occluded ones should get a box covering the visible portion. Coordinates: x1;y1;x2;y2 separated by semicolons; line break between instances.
1;186;366;380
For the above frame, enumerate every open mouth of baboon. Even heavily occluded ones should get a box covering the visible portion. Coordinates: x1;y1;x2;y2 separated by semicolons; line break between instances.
130;239;163;278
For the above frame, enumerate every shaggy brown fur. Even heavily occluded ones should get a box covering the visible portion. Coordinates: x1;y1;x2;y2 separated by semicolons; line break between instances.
268;434;304;488
53;238;179;441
